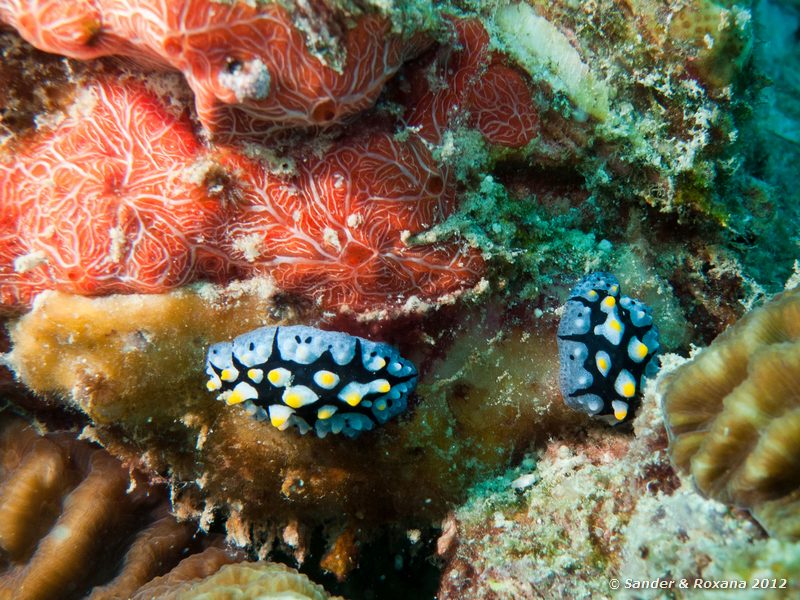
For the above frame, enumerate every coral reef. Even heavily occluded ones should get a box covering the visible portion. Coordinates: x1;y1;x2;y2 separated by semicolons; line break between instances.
436;365;800;599
0;0;798;596
661;287;800;540
0;0;431;137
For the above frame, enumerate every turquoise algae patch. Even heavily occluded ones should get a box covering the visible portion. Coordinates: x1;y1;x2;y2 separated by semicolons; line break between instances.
557;273;660;424
205;325;417;438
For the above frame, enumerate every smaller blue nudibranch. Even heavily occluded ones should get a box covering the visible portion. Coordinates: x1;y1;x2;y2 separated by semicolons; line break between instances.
205;325;417;438
557;272;660;424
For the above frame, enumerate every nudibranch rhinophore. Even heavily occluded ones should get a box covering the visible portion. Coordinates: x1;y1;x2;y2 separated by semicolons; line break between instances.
557;272;660;424
205;325;417;438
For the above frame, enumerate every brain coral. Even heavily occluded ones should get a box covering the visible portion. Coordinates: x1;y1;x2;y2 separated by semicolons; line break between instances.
0;415;243;600
0;0;429;136
661;287;800;539
132;561;338;600
0;76;483;313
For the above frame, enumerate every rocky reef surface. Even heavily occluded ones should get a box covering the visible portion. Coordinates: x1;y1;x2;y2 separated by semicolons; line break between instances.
0;0;798;598
437;359;800;599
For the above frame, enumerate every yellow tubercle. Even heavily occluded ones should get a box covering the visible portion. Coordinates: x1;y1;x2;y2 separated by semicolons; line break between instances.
270;414;288;428
226;390;245;405
284;393;302;409
614;406;628;421
636;343;648;358
375;357;386;369
622;382;636;398
610;319;622;332
318;407;336;420
268;405;294;429
376;380;391;393
220;368;237;382
597;357;608;371
318;371;336;386
206;379;220;391
267;368;291;386
602;296;616;309
344;392;361;407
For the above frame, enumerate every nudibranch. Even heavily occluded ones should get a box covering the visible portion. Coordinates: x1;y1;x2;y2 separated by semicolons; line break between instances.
557;272;660;424
205;325;417;438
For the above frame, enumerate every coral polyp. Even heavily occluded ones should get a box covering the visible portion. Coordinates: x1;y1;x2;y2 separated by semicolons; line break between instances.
206;325;417;437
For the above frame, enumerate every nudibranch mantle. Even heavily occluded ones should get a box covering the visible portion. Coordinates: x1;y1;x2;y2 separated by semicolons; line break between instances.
205;325;417;438
557;272;660;424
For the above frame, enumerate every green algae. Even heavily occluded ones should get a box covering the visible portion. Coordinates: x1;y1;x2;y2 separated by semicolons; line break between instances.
410;171;599;302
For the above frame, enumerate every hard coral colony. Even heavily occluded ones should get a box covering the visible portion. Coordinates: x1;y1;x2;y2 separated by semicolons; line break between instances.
662;287;800;540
